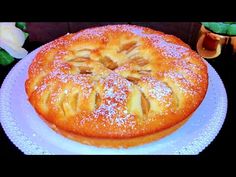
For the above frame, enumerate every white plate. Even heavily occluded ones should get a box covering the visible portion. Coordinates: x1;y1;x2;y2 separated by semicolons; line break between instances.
0;47;228;155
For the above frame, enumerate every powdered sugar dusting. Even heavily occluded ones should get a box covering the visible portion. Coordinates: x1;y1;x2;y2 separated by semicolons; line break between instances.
55;50;70;60
92;72;135;128
165;71;185;80
42;66;94;100
143;76;172;100
39;36;71;55
115;114;135;127
103;72;131;103
155;39;189;59
164;71;197;96
71;27;108;41
27;24;207;138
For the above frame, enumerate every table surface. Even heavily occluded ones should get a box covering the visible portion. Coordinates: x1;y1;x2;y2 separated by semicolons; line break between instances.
0;40;235;156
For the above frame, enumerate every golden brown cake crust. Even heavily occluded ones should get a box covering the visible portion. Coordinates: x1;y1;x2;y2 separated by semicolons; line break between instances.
25;25;208;147
46;116;191;148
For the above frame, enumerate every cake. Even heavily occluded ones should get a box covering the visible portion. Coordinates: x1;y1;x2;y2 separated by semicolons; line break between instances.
25;24;208;148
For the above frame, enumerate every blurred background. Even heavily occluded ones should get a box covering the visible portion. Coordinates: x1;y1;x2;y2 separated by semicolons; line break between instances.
26;22;201;50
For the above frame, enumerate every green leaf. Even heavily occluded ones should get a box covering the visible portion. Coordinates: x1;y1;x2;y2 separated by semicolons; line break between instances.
24;32;29;39
202;22;229;34
224;22;236;24
202;22;210;28
208;22;229;34
16;22;27;31
202;22;236;35
0;48;14;66
227;24;236;35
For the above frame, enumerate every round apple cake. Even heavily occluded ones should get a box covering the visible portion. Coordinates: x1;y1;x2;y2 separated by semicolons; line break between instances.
25;24;208;148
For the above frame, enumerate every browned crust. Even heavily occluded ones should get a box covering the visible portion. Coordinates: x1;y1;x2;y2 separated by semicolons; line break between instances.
25;24;208;146
46;116;190;148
